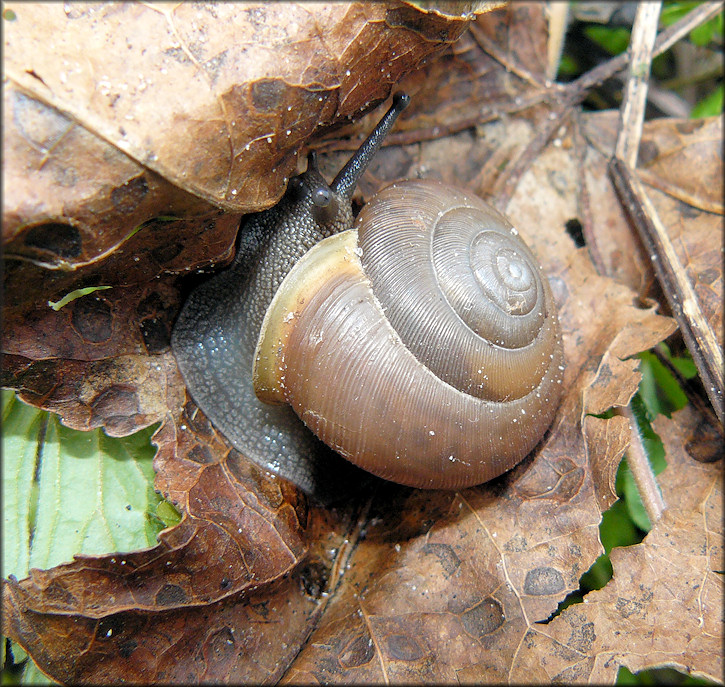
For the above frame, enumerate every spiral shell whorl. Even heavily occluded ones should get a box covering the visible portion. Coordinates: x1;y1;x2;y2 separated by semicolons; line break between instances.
357;180;556;402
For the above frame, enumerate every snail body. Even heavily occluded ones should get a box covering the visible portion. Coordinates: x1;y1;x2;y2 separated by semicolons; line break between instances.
172;95;564;496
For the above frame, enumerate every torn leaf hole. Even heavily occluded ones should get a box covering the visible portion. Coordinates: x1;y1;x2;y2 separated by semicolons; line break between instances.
565;218;585;247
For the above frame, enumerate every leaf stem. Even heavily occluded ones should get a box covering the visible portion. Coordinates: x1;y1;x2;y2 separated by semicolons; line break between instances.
618;405;666;524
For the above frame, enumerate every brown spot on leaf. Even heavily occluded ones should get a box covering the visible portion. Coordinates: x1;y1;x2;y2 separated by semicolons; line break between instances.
118;639;138;659
615;596;645;619
186;444;215;465
151;241;184;264
208;627;236;661
339;633;375;669
461;597;505;638
44;580;78;607
24;222;82;258
553;660;595;683
90;386;140;425
386;634;423;661
422;542;461;576
674;119;703;135
638;139;660;166
71;297;113;343
155;584;188;607
135;292;175;353
567;618;596;653
250;79;285;112
110;176;149;213
523;567;565;596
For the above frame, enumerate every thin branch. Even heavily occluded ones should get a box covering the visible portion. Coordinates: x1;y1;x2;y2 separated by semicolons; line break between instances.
608;157;724;425
614;2;661;166
619;406;666;525
492;1;722;208
611;3;669;524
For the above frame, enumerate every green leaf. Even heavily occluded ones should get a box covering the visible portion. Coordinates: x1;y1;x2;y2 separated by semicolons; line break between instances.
2;390;165;577
600;499;643;552
557;53;580;78
616;395;667;532
155;499;183;528
17;662;52;686
637;351;689;419
691;83;724;118
2;391;169;685
689;16;720;46
617;664;719;685
660;2;701;27
2;391;43;581
584;25;631;56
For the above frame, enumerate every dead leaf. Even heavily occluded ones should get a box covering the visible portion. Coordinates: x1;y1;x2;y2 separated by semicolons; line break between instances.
3;0;471;229
506;405;722;684
2;80;213;270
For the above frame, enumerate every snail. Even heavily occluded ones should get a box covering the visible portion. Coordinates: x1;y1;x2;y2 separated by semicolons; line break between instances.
171;94;565;497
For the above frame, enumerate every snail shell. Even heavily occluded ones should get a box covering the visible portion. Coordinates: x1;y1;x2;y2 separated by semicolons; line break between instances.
254;180;565;489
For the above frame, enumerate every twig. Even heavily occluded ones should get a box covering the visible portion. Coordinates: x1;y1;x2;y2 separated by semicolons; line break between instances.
609;157;724;425
492;1;722;208
609;2;668;526
619;405;666;525
614;2;661;167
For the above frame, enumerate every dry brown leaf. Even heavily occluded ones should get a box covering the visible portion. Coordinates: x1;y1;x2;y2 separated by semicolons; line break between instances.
2;3;722;684
581;112;723;312
507;405;723;684
3;79;212;269
3;1;471;246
